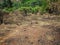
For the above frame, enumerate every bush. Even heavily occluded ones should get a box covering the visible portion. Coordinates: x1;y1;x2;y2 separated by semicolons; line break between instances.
1;0;48;14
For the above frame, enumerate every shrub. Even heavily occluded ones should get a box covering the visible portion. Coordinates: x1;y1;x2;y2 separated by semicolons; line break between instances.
1;0;48;14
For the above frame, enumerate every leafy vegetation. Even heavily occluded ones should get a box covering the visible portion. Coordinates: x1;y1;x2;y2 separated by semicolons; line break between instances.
0;0;59;14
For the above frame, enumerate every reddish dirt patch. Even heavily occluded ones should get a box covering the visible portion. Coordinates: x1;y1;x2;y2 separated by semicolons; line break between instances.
0;24;60;45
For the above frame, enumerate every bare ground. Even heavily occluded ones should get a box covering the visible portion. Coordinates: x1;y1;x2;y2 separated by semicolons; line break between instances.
0;14;60;45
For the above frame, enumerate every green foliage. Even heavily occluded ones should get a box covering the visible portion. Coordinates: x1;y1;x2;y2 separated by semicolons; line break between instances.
12;2;21;8
18;6;41;13
0;0;12;8
0;0;48;13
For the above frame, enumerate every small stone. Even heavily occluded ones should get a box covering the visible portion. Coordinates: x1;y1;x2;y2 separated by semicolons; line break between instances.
30;42;34;44
25;36;28;39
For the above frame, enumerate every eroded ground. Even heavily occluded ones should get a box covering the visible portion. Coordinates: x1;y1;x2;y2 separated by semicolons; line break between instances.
0;14;60;45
